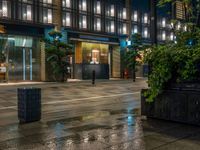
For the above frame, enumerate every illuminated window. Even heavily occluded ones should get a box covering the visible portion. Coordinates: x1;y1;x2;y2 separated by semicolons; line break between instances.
161;18;166;27
106;20;115;33
94;18;101;31
162;31;166;41
133;25;138;33
94;1;101;14
123;23;127;34
2;1;8;17
79;15;87;29
119;23;127;35
142;27;148;38
43;0;52;4
110;5;115;17
170;32;174;41
63;12;71;27
107;5;115;17
176;22;181;30
110;21;115;33
132;11;138;22
18;1;34;21
119;8;127;19
143;13;148;24
79;0;87;11
63;0;71;8
42;8;52;23
184;25;187;31
21;4;32;21
123;8;127;19
0;1;9;17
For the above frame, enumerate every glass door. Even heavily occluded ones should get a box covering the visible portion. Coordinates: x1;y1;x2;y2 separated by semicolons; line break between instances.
23;48;32;81
7;36;41;82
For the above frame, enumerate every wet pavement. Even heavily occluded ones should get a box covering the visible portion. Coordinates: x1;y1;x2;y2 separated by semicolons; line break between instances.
0;79;200;150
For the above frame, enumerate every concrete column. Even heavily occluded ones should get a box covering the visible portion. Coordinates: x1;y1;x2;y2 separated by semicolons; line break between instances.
126;0;132;37
112;46;121;78
40;42;46;81
53;0;62;31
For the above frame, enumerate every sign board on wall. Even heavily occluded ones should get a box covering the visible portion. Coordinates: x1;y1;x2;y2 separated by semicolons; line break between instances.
0;67;6;73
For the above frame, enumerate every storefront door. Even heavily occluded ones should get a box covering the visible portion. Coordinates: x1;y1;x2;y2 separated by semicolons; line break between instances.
6;36;41;82
8;47;32;81
22;48;32;81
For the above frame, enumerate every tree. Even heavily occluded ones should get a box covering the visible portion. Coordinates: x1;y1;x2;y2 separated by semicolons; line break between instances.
0;39;7;63
44;30;73;82
0;51;6;63
124;33;143;82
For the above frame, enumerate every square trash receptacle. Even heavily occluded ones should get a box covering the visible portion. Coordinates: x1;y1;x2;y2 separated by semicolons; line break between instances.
18;88;41;123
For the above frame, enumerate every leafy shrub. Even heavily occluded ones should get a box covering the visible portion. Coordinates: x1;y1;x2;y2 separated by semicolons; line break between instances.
144;28;200;101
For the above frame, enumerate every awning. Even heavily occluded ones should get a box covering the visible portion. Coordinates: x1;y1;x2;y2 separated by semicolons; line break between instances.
69;38;119;45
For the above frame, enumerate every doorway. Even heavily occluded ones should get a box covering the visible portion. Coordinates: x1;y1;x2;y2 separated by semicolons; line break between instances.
22;48;32;81
8;47;33;81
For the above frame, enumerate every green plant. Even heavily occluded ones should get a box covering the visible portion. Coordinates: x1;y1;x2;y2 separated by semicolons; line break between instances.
124;33;143;81
0;38;7;63
144;27;200;102
44;30;73;82
0;52;6;63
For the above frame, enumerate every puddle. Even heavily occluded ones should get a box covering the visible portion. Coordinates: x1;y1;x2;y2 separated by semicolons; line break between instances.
47;116;83;126
68;124;111;132
103;108;139;115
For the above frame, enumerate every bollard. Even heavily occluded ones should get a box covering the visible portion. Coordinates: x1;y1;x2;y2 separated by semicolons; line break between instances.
92;70;96;85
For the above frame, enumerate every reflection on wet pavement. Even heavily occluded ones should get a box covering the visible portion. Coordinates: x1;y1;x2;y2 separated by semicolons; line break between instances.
0;80;200;150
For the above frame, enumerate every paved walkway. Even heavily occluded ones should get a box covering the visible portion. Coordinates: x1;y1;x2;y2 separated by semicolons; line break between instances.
0;79;200;150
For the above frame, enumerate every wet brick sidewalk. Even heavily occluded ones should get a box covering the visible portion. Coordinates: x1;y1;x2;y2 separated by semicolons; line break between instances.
0;79;200;150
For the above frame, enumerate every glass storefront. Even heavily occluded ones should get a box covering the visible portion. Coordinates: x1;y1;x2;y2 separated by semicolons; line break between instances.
0;35;41;82
74;41;110;79
81;42;109;64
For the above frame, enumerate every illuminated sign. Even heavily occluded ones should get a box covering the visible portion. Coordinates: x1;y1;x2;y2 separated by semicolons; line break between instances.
127;40;131;46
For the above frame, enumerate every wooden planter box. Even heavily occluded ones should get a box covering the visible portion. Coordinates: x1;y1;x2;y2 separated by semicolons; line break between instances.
141;87;200;125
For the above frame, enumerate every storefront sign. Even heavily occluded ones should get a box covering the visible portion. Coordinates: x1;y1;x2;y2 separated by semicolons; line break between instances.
0;67;6;73
80;35;109;42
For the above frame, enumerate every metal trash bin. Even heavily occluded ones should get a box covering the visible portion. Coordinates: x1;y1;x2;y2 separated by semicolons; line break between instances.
18;88;41;123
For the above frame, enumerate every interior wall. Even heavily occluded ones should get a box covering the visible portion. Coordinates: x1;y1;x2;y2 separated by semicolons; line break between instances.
75;41;82;64
112;46;121;78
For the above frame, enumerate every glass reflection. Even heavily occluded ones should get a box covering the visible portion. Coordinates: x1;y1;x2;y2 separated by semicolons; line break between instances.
0;35;41;81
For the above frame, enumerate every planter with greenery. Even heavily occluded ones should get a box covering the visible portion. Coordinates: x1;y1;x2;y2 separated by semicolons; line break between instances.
141;26;200;125
44;30;73;82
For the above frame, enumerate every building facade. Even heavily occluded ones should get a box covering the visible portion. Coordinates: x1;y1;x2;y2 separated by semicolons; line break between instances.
0;0;54;82
59;0;130;79
0;0;184;82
